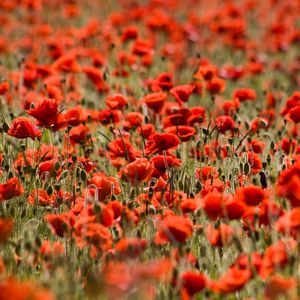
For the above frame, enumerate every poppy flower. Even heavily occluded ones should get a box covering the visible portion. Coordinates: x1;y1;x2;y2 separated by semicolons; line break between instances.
28;189;56;206
0;177;24;201
143;92;167;112
0;218;13;244
206;223;234;247
7;117;42;140
280;138;296;155
264;275;297;300
0;81;9;95
106;94;127;110
247;152;262;175
115;238;147;258
210;267;251;294
234;185;266;206
201;191;226;220
188;106;206;125
206;77;225;94
146;133;180;155
215;116;235;133
155;215;193;244
64;106;87;127
98;109;121;125
281;91;300;116
124;112;144;129
151;155;181;177
45;213;74;237
179;271;207;300
233;88;256;102
259;241;290;279
121;26;138;42
137;124;155;139
275;207;300;235
76;222;112;251
151;72;173;91
170;84;195;105
26;98;58;128
82;66;109;92
119;158;153;185
194;64;217;81
40;240;64;258
0;278;54;300
165;126;196;142
69;124;89;144
108;138;141;162
287;105;300;123
88;172;122;201
52;54;81;72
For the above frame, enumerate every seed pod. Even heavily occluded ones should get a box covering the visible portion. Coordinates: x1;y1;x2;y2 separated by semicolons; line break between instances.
2;122;9;133
59;170;68;181
46;185;53;196
81;169;87;181
243;162;251;175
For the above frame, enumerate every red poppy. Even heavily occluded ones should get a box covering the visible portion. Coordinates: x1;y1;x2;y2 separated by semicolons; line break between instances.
0;218;13;244
40;240;64;258
7;117;42;140
151;72;173;91
146;133;180;154
188;106;206;125
151;155;181;177
179;271;207;300
170;84;195;105
51;54;81;72
88;172;122;201
276;161;300;207
194;64;217;81
124;112;144;129
165;126;196;142
137;124;155;139
69;124;89;144
215;116;235;133
247;152;262;175
106;94;127;110
281;138;296;155
206;77;225;94
0;177;24;201
26;98;59;128
210;267;251;294
201;191;226;220
115;238;147;258
108;138;141;162
28;189;56;206
98;109;121;125
275;207;300;235
234;185;265;206
233;88;256;102
64;106;87;127
206;223;233;247
287;105;300;123
45;213;74;237
155;215;193;244
0;278;54;300
259;241;290;279
121;26;138;42
119;158;153;185
143;92;167;112
76;222;112;251
0;81;9;95
264;275;297;300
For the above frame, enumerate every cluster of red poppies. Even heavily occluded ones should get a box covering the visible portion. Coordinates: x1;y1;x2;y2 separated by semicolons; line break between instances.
1;0;300;299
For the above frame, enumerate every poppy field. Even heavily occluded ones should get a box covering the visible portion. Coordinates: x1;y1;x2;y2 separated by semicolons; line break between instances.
2;0;300;299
